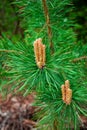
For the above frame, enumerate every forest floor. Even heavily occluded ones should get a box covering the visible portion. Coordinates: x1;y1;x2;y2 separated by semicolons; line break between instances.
0;93;37;130
0;93;87;130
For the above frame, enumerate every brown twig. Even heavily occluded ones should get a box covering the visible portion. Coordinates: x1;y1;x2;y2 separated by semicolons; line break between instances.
73;56;87;62
23;119;36;127
42;0;54;53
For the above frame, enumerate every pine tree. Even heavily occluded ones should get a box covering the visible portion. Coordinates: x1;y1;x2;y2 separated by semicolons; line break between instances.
0;0;87;129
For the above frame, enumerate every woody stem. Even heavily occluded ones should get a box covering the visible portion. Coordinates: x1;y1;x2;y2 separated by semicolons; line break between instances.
42;0;54;54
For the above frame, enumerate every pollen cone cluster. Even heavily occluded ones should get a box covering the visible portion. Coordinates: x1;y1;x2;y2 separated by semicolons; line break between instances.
34;38;46;69
61;80;72;105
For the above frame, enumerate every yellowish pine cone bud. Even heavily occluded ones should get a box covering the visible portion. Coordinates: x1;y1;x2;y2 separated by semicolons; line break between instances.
61;85;66;103
66;88;72;105
65;80;70;89
61;80;72;105
34;38;46;69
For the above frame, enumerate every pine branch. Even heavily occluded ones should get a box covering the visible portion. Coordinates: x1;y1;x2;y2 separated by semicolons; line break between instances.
42;0;54;53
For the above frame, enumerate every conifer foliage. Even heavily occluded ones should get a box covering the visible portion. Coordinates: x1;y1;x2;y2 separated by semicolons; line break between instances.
0;0;87;129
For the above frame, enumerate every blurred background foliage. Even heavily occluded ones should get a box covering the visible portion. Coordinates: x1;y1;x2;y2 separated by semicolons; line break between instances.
0;0;87;43
72;0;87;43
0;0;23;41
